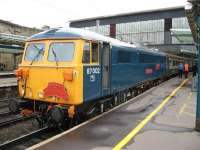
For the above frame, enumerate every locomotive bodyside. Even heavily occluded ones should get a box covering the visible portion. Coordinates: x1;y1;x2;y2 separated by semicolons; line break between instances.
82;44;167;102
110;46;167;94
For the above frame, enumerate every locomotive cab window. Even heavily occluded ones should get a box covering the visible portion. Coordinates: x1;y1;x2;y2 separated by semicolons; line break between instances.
82;42;90;63
82;41;99;64
48;42;75;61
91;43;99;63
25;43;45;61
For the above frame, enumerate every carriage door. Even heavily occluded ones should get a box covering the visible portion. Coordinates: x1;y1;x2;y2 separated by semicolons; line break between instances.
101;42;110;95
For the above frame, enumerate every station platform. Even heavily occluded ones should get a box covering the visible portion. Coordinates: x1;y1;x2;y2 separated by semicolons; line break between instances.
0;71;14;78
28;77;199;150
0;71;14;75
0;77;17;88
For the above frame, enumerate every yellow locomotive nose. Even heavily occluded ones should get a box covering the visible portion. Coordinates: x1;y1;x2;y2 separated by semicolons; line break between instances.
17;39;83;106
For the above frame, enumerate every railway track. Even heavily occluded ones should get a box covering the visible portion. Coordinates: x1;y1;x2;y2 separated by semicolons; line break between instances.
0;97;20;111
0;127;60;150
0;113;33;129
0;98;9;109
0;111;10;117
0;104;8;109
0;97;20;103
0;97;34;133
0;105;7;109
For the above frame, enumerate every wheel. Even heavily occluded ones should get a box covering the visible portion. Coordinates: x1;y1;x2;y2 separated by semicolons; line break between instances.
48;106;65;127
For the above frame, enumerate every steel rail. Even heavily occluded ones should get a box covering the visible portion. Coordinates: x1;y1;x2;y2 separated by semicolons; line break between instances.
0;115;33;128
0;127;49;150
0;111;10;117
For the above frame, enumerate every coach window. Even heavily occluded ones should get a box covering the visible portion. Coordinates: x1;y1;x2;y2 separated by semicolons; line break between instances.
91;42;99;63
82;42;90;63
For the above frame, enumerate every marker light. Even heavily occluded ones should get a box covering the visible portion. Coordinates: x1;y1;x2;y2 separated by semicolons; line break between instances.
38;92;44;98
15;69;29;79
15;69;23;79
22;69;29;79
63;69;73;81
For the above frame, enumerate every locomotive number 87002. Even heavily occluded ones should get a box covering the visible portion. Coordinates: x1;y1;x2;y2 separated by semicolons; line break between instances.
9;28;195;127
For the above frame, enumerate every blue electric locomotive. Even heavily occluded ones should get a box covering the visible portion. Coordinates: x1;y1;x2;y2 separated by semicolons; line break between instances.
12;28;193;125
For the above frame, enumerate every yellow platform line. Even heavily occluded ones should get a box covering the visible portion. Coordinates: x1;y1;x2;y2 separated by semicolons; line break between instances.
179;103;186;115
113;79;188;150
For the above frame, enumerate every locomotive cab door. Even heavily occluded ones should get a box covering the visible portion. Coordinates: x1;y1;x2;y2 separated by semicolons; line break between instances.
100;42;111;95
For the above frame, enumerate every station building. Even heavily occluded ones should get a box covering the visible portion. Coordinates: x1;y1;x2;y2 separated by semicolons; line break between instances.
70;6;196;58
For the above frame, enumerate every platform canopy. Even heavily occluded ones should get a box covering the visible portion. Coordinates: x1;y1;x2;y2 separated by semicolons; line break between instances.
170;28;197;55
0;44;23;54
0;33;27;46
0;33;27;54
170;28;193;43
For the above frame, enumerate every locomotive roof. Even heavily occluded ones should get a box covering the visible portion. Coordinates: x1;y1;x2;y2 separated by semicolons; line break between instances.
28;27;165;56
29;27;137;47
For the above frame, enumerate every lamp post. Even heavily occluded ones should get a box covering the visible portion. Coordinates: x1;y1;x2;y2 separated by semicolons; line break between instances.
196;16;200;130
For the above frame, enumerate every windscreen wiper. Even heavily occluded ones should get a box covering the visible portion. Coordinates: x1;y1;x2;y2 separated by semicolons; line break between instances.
30;45;44;65
52;48;59;68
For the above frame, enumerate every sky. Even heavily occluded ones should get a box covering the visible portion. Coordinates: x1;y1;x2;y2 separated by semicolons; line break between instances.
0;0;185;29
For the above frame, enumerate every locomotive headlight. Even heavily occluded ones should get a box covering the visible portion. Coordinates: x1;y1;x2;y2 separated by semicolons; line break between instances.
21;89;25;95
38;92;44;98
15;68;23;79
52;96;56;101
29;91;32;97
